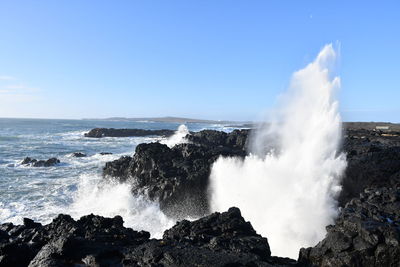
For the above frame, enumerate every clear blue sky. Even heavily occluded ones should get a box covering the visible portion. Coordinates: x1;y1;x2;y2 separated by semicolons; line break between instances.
0;1;399;122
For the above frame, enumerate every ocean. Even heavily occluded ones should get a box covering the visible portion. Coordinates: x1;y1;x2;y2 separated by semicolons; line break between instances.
0;118;232;237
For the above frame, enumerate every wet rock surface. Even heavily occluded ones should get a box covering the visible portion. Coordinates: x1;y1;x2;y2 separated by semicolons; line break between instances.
84;128;175;138
21;157;60;167
103;129;249;218
0;208;295;267
299;185;400;267
72;152;87;157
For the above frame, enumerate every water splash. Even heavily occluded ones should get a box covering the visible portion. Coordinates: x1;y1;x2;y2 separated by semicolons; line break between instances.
162;124;189;147
69;173;174;238
209;44;347;258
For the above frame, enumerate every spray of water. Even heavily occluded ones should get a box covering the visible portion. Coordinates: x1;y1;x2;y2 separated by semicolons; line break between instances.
69;174;174;238
209;44;347;258
162;124;189;147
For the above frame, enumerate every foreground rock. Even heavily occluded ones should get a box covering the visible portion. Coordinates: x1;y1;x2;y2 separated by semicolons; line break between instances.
21;157;60;167
0;208;295;267
299;185;400;266
84;128;175;138
103;130;249;218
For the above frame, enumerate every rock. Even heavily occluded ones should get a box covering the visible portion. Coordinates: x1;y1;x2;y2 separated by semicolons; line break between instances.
0;208;295;267
299;185;400;266
125;207;297;266
71;152;86;157
163;207;271;260
103;130;249;218
99;152;113;155
84;128;175;138
338;128;400;206
21;157;60;167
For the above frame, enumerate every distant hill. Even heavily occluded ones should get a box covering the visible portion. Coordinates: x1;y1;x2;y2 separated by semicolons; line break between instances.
83;116;251;125
82;117;400;131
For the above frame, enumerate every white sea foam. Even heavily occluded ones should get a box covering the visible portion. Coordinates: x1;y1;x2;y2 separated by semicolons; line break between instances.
209;44;347;258
68;173;174;238
161;124;189;147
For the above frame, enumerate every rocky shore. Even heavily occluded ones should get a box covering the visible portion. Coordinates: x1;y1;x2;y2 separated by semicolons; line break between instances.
1;186;399;266
103;127;400;217
2;126;399;266
0;207;298;267
103;129;248;218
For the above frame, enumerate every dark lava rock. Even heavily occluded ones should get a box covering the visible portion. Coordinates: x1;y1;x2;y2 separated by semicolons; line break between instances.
21;157;60;167
99;152;113;155
338;128;400;206
125;207;297;267
103;129;249;218
0;214;149;267
299;185;400;267
102;127;397;218
72;152;87;157
84;128;175;138
0;208;294;267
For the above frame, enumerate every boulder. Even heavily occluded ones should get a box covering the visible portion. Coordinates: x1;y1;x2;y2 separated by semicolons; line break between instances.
21;157;60;167
99;152;113;155
71;152;86;157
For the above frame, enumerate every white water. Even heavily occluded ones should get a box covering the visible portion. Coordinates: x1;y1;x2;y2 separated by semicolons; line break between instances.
209;44;347;258
162;124;189;147
66;125;192;237
68;173;174;238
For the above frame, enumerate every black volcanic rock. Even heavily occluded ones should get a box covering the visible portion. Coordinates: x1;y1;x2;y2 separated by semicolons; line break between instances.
163;207;271;260
102;127;400;218
0;208;294;267
84;128;175;138
103;129;249;218
99;152;113;155
72;152;87;157
338;128;400;206
21;157;60;167
125;207;297;266
299;185;400;266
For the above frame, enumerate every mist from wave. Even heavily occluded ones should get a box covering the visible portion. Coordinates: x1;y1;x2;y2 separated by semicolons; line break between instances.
209;44;347;258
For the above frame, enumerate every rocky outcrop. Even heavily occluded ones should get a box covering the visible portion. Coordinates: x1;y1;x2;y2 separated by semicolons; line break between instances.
339;128;400;206
21;157;60;167
299;185;400;266
84;128;175;138
0;208;295;267
103;127;400;218
99;152;113;155
72;152;87;157
103;129;249;218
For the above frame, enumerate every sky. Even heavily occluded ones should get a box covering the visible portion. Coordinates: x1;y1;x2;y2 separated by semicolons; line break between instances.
0;1;399;122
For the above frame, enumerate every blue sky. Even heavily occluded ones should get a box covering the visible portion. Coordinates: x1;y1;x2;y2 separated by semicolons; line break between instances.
0;1;399;122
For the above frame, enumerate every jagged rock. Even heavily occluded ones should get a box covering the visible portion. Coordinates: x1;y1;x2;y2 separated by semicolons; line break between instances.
103;130;249;218
21;157;60;167
125;207;297;266
339;128;400;206
299;185;400;267
71;152;86;157
84;128;175;138
0;208;294;267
